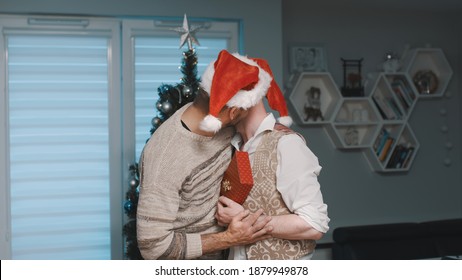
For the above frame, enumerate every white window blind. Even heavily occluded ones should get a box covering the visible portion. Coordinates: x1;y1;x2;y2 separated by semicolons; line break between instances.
6;34;112;259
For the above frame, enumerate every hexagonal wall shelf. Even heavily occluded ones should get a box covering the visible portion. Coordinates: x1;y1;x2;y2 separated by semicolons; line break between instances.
403;48;453;98
325;98;380;149
363;123;419;173
286;48;452;173
288;72;341;125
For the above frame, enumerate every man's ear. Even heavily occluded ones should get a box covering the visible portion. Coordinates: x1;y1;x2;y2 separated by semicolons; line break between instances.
229;107;239;121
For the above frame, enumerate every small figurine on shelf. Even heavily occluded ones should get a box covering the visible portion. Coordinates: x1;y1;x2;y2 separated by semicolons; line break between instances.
304;86;324;121
382;52;401;73
344;126;359;146
340;58;364;97
413;70;439;94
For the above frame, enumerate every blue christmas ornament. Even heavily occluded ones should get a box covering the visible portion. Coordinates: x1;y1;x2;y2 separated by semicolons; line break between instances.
124;200;133;214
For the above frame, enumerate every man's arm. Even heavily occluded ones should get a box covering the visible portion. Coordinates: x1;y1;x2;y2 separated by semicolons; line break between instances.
276;134;330;234
216;196;322;241
267;214;323;240
202;209;273;255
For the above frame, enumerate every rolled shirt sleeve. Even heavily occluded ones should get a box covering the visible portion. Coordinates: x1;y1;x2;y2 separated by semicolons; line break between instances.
276;134;330;233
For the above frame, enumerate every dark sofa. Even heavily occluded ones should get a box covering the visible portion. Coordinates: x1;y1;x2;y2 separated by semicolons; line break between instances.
332;218;462;260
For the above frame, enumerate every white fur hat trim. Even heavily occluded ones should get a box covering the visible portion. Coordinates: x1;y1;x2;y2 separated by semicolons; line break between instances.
199;114;223;133
278;116;293;127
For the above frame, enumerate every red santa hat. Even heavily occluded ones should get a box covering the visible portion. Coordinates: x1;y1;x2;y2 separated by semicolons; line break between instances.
199;50;292;133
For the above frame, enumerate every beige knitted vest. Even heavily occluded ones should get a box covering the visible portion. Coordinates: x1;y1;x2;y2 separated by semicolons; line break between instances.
244;130;316;260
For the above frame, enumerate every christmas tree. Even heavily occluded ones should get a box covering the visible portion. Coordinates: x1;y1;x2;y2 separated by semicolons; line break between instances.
122;14;202;260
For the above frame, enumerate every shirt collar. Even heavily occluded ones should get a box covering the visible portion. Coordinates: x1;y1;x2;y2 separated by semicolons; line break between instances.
231;113;276;151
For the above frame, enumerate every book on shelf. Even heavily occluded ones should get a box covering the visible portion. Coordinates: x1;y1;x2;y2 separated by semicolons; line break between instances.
402;147;415;168
372;96;388;119
386;144;404;168
386;143;413;169
374;128;390;155
395;148;409;168
391;81;413;108
372;94;397;120
379;137;394;162
393;85;410;112
392;76;416;100
386;98;404;119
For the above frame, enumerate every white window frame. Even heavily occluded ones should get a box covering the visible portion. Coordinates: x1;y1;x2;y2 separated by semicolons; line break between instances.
0;14;123;260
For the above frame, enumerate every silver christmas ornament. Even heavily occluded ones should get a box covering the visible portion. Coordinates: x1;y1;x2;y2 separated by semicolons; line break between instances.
156;101;163;111
182;85;192;98
129;178;139;188
161;101;173;113
151;117;162;128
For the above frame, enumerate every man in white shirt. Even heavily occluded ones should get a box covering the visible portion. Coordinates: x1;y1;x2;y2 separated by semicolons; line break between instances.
208;53;330;258
216;100;330;259
198;50;329;259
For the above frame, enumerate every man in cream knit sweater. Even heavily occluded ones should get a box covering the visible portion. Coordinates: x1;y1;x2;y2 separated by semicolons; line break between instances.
137;50;277;259
137;90;274;260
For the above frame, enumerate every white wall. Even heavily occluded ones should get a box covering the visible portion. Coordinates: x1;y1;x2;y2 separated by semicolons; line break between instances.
283;1;462;245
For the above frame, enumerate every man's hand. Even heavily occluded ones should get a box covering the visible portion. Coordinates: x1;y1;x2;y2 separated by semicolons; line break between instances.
223;209;273;246
202;208;273;255
216;195;244;226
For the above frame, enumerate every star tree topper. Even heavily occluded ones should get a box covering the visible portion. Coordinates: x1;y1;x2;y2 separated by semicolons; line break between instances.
172;14;203;50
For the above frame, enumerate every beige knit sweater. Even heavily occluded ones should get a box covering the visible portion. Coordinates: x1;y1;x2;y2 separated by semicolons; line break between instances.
137;104;234;259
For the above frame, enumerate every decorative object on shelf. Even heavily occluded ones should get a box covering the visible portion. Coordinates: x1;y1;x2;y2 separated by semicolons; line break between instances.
340;58;364;97
290;44;327;73
351;108;369;122
382;51;401;73
344;126;359;146
287;72;340;125
413;70;439;94
304;86;324;121
336;106;349;122
351;109;362;122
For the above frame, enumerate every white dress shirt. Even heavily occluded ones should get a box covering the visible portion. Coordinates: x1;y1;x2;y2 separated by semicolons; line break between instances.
229;113;330;259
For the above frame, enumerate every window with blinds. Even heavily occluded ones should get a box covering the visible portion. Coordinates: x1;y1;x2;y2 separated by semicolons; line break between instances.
7;34;112;259
0;15;240;260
